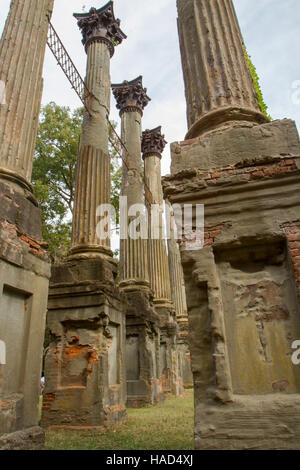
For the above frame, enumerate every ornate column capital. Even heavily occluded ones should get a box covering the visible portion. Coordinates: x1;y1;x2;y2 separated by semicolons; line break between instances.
112;76;151;116
142;126;167;159
74;2;126;57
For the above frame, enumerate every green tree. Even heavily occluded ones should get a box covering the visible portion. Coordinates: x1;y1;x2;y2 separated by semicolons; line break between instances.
32;102;122;262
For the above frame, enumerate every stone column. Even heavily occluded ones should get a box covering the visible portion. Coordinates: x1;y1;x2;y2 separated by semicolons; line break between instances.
142;127;183;396
177;0;269;138
0;0;53;449
167;201;188;317
0;0;54;190
112;76;151;292
111;79;164;407
167;200;193;388
142;127;172;309
42;3;127;429
70;4;126;259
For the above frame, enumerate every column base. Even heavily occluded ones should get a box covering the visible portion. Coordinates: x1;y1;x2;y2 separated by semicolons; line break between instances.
120;279;151;293
186;106;269;139
68;244;114;261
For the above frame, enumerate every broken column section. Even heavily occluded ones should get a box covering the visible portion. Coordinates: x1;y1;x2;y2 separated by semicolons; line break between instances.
42;3;127;428
0;0;53;449
112;77;163;407
142;127;183;396
163;0;300;449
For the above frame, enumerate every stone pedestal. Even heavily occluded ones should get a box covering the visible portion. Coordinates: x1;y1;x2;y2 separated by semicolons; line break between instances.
143;127;184;397
112;77;163;406
42;259;126;427
164;119;300;449
42;3;127;428
125;292;163;407
0;0;53;450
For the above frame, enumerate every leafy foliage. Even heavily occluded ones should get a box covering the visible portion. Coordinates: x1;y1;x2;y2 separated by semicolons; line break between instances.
244;47;271;119
32;102;122;262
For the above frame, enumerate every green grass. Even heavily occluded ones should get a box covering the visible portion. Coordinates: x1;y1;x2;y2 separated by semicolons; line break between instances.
45;389;194;450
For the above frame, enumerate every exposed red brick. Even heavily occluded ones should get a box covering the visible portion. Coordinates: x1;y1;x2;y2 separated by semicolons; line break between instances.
203;157;298;188
42;393;55;411
203;223;230;247
291;249;300;257
282;221;300;296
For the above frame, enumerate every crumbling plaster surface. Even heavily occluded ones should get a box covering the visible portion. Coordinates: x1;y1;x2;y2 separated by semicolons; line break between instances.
163;118;300;449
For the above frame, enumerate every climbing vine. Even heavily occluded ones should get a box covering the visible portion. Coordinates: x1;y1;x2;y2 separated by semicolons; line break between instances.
244;46;271;119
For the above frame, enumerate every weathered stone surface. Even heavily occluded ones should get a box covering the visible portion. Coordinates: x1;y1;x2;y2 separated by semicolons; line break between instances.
177;0;269;138
142;126;167;158
166;124;300;448
0;426;45;451
142;128;184;397
0;0;52;447
125;292;164;407
0;181;42;242
42;260;126;428
74;2;126;56
0;0;54;184
112;76;150;116
170;119;300;174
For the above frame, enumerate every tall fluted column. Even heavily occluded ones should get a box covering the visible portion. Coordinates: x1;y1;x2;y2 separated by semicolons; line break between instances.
167;200;188;320
112;77;151;291
0;0;54;189
0;1;53;446
142;127;172;308
177;0;269;139
70;3;126;259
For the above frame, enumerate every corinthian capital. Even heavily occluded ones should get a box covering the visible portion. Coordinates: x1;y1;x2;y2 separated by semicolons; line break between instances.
112;76;151;116
142;126;167;159
74;1;126;56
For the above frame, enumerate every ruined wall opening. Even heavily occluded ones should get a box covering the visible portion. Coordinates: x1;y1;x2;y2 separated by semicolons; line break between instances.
126;335;140;381
0;286;32;396
215;239;300;395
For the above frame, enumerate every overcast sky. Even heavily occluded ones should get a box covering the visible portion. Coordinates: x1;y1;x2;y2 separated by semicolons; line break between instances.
1;0;300;176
